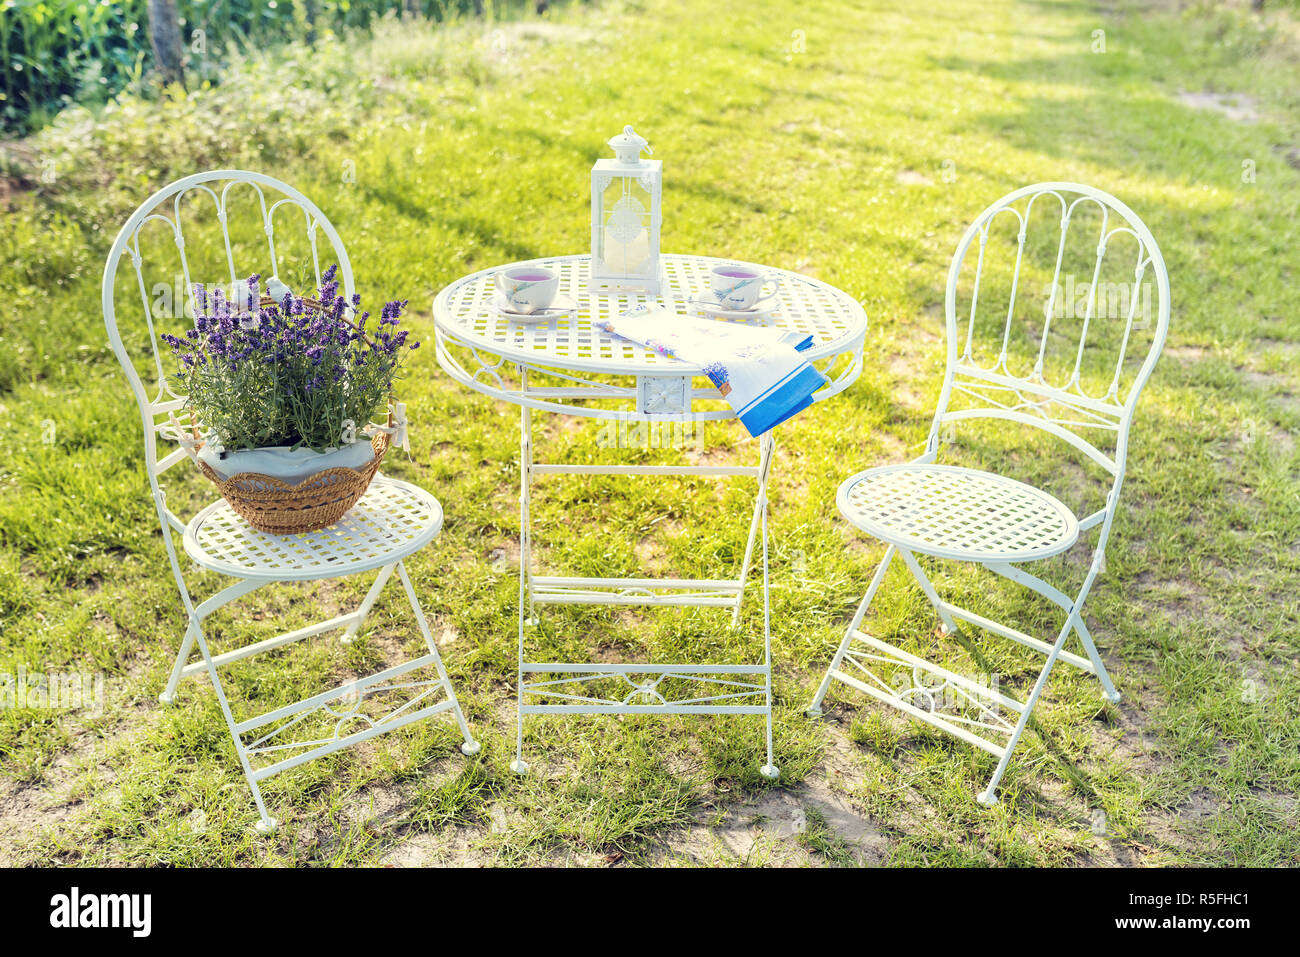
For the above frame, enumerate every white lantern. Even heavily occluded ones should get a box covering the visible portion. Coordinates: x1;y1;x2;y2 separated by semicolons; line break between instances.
591;125;662;295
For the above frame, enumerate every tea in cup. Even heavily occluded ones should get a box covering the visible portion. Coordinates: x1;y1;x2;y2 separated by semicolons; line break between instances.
709;265;780;311
496;265;559;314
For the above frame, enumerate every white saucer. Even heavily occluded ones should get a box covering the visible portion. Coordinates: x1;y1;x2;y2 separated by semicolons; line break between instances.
686;298;780;321
493;292;578;324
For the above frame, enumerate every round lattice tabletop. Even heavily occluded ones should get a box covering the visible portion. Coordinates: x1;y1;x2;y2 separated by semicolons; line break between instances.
432;253;867;377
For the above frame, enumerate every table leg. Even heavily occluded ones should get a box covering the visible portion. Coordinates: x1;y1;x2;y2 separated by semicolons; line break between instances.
513;370;533;774
759;433;778;779
511;399;778;780
733;431;775;627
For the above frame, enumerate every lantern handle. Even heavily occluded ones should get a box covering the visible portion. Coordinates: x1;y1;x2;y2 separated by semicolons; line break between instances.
625;124;652;156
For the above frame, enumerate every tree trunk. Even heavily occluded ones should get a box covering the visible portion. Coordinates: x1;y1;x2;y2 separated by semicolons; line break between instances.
403;0;422;19
304;0;319;43
147;0;185;87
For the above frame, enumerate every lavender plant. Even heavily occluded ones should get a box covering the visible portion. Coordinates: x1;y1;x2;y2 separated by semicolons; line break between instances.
161;264;418;454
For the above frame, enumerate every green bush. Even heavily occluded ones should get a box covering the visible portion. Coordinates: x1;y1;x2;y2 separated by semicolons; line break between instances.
0;0;494;132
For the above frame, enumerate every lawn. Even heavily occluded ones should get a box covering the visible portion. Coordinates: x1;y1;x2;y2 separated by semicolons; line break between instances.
0;0;1298;866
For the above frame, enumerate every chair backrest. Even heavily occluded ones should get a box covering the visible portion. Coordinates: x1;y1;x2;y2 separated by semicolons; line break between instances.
101;169;354;529
929;183;1170;510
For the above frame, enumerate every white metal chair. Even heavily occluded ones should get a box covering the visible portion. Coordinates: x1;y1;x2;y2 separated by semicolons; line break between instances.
808;182;1170;804
101;170;479;833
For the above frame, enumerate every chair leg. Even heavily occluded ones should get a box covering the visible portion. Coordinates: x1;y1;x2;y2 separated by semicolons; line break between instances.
813;536;1116;805
157;489;197;708
972;570;1112;804
1071;555;1121;704
164;557;480;830
394;561;480;756
808;545;896;716
160;576;264;705
986;558;1119;703
977;614;1076;806
898;548;958;635
151;504;277;830
159;619;199;706
340;562;396;644
1072;615;1120;704
186;613;278;833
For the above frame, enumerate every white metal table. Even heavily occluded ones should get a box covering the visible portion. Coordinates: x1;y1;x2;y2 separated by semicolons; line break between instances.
433;253;866;776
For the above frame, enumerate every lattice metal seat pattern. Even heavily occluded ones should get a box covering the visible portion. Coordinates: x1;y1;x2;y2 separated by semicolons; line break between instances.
184;477;443;581
838;464;1079;563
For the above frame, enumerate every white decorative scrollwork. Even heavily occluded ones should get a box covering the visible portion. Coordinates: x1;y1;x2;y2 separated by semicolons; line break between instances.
637;375;690;414
839;635;1016;740
243;669;453;765
522;669;767;710
606;195;647;245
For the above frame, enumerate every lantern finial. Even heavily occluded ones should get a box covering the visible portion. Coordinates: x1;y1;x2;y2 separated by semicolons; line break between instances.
609;125;651;165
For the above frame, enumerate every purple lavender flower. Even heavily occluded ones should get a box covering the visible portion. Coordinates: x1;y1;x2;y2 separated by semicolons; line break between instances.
702;361;730;389
160;264;419;453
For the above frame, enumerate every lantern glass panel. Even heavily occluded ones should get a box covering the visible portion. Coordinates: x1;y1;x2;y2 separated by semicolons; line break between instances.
597;174;654;278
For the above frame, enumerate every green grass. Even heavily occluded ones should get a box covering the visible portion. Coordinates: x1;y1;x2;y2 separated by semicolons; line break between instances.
1;0;1298;866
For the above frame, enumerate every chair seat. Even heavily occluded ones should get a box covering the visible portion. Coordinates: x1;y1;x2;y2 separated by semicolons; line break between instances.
183;476;443;581
836;464;1079;563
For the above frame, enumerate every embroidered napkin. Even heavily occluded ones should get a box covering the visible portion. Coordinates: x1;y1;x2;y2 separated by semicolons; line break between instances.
594;305;828;436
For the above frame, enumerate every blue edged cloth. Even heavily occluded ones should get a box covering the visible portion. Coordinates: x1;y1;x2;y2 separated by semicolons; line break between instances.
594;305;828;436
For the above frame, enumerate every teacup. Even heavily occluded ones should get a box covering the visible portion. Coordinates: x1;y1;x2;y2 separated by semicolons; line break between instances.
708;265;780;311
496;265;559;314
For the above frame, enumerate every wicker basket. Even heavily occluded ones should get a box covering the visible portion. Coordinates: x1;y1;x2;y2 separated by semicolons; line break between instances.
195;430;389;535
188;293;395;535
